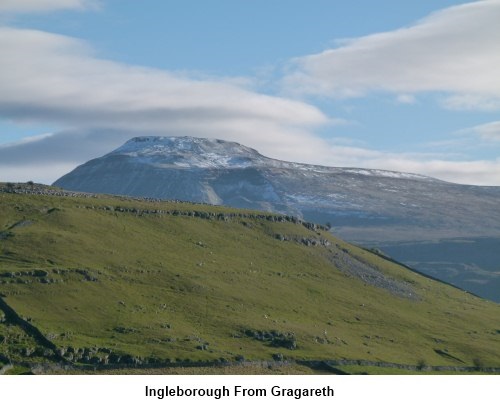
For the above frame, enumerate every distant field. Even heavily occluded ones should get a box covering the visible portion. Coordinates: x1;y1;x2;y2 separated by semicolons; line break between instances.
373;238;500;303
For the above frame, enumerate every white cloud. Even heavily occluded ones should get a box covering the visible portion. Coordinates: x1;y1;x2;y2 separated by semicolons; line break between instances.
442;94;500;111
284;1;500;111
396;94;417;105
315;145;500;186
0;162;78;184
356;157;500;187
0;0;98;13
0;27;332;161
461;121;500;141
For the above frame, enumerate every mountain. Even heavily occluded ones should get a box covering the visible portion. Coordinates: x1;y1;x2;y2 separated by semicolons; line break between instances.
53;136;500;301
1;183;500;374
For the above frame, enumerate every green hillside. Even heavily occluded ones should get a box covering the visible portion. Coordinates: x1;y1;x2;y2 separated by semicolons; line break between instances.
0;183;499;374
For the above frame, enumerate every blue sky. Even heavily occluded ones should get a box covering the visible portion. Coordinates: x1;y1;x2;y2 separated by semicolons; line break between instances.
0;0;499;185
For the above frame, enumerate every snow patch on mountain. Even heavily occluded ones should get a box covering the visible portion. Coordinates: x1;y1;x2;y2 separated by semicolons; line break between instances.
109;136;438;182
110;136;270;169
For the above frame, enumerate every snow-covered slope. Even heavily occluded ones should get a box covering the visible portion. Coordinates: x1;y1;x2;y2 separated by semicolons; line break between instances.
109;136;434;179
111;136;274;169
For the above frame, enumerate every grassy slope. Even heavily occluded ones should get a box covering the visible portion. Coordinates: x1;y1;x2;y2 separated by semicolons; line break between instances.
0;190;499;372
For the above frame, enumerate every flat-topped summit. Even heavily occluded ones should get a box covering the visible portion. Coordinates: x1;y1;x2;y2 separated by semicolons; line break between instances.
101;136;436;180
112;136;270;169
